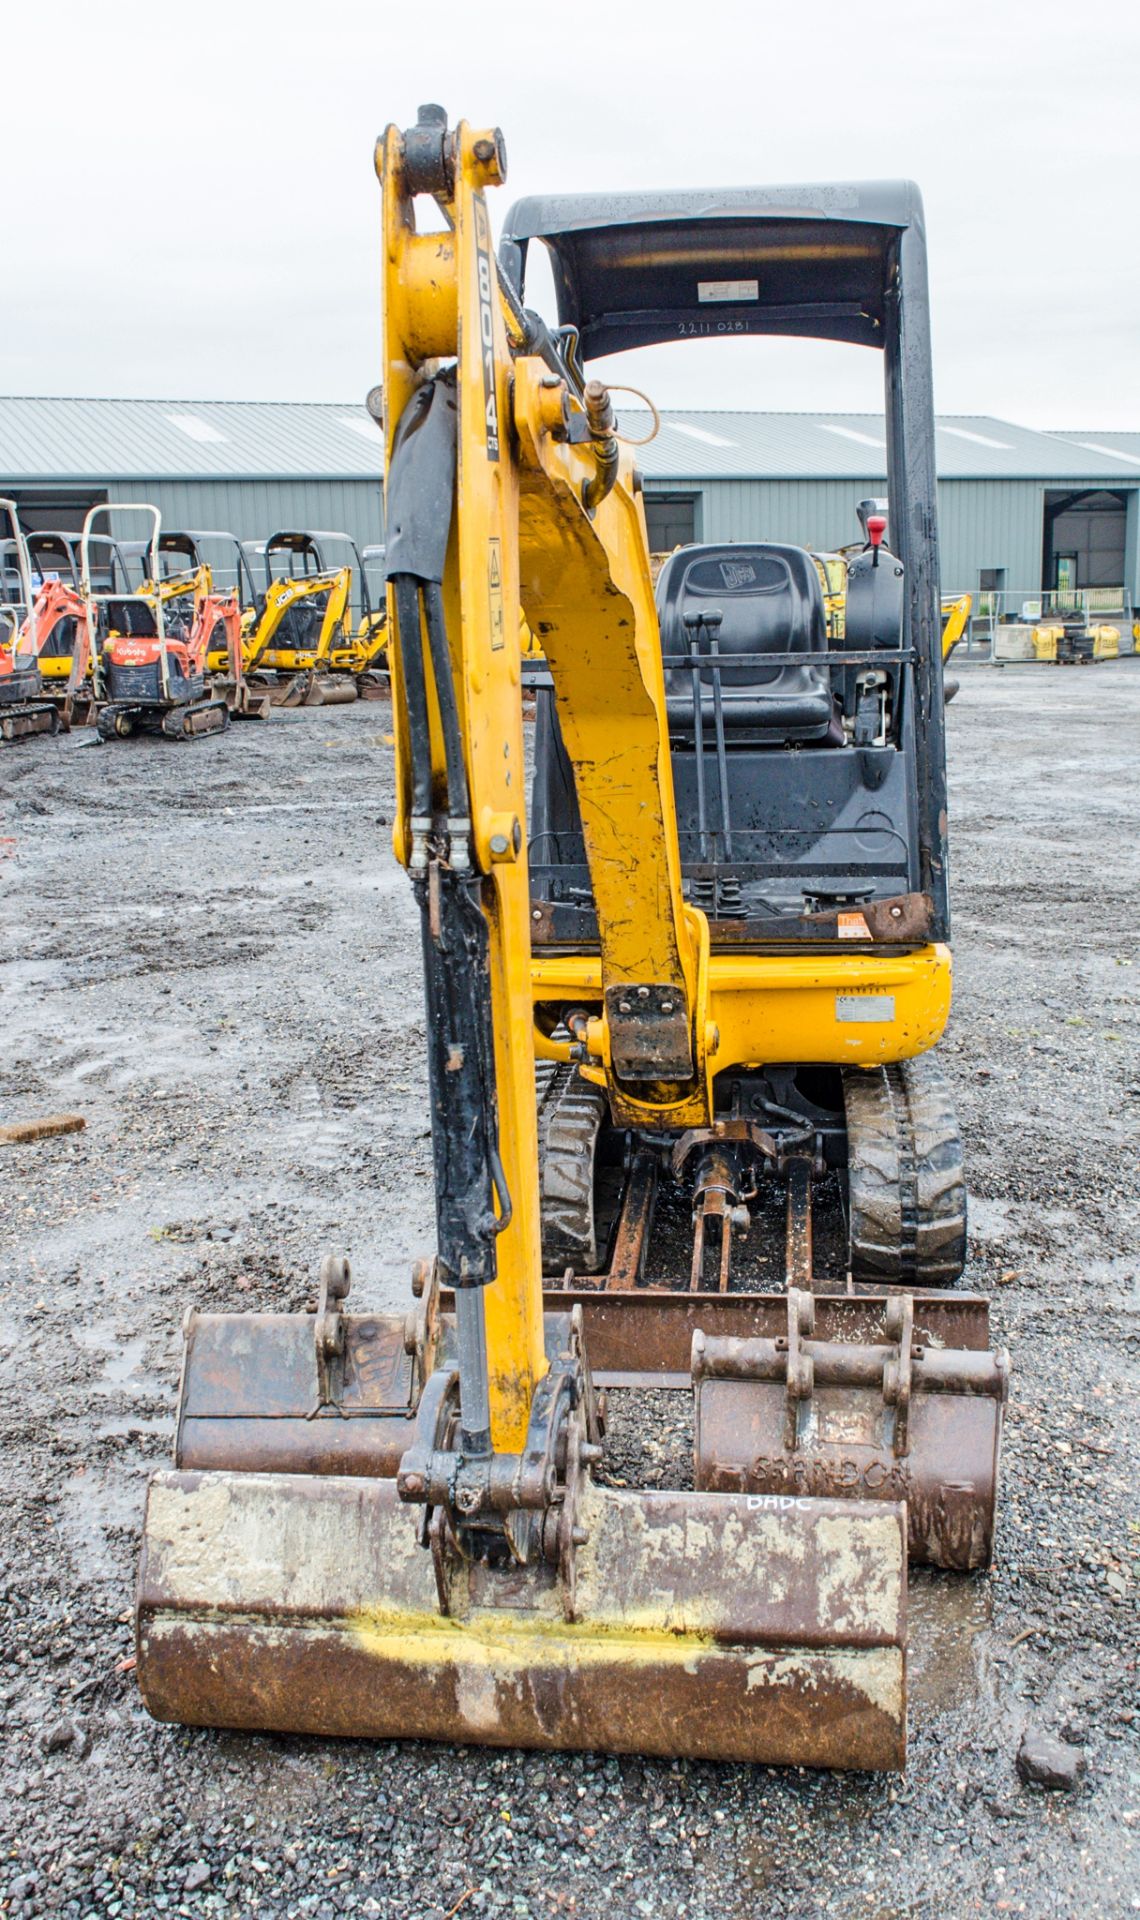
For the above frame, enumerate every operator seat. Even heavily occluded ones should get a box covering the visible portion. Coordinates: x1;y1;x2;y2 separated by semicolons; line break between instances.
656;542;836;743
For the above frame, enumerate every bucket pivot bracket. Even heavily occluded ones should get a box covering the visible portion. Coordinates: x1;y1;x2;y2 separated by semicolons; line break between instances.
398;1312;600;1611
311;1253;351;1413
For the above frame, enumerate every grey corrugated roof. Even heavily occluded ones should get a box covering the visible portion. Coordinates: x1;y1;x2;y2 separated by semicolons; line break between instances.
1;395;1137;485
1046;430;1140;472
0;397;384;480
623;412;1140;482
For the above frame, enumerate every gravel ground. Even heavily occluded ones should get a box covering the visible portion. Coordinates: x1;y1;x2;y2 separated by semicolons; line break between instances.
1;665;1137;1919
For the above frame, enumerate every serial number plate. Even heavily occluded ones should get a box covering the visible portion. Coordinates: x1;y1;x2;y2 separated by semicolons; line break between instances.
697;278;759;303
835;994;896;1023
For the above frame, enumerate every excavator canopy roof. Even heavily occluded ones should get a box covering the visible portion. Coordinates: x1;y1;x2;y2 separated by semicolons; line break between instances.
499;182;925;358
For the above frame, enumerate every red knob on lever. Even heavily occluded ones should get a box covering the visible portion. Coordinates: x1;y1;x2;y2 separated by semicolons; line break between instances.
867;514;886;566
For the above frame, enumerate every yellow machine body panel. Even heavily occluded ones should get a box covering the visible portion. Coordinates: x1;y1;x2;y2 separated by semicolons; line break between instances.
533;944;952;1082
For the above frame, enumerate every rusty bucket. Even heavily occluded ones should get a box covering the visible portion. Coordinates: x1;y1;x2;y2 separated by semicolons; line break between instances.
137;1468;906;1769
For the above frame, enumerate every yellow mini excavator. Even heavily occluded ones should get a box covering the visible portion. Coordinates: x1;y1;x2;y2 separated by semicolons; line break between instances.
136;108;1008;1771
238;530;387;705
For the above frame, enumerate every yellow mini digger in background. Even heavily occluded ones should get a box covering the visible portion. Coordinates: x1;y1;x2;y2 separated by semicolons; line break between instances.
137;108;1008;1771
239;529;387;704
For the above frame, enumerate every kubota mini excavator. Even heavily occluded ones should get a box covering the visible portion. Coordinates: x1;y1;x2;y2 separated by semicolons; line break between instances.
84;505;235;741
137;108;1008;1772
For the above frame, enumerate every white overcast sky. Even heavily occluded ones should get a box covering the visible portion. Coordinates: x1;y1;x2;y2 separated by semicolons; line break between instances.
6;0;1139;427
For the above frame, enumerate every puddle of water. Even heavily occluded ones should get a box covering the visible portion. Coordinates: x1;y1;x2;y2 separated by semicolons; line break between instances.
96;1416;171;1439
57;1463;147;1586
968;1197;1015;1243
0;957;67;994
59;1023;215;1093
907;1569;995;1715
72;1323;162;1396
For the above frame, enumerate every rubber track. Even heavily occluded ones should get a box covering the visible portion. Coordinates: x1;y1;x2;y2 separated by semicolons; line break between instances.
843;1054;967;1287
535;1061;610;1274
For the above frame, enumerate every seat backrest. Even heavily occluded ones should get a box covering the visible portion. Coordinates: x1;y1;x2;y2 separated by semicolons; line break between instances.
656;542;835;742
656;543;827;687
105;598;158;637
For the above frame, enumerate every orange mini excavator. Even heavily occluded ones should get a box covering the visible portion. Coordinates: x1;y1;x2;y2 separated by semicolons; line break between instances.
84;505;239;741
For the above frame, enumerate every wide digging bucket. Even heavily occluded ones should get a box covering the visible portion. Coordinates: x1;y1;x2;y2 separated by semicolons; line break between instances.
248;672;355;708
136;1469;906;1769
137;1286;1010;1768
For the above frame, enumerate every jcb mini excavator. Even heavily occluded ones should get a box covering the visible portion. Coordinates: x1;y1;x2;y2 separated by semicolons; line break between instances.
239;530;377;705
143;531;272;720
84;506;235;741
137;109;1009;1771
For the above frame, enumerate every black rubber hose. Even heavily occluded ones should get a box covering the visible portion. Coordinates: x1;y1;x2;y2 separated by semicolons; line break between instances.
422;580;470;824
392;573;434;824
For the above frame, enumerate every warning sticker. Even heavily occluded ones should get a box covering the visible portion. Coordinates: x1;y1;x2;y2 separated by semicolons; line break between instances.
836;994;895;1023
698;278;759;304
488;539;504;650
837;911;872;939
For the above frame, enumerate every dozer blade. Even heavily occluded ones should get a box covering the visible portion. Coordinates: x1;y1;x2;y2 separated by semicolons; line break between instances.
214;678;273;722
137;1469;907;1769
249;673;321;708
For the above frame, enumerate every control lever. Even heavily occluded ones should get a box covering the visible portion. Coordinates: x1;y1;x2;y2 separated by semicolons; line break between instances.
682;608;733;870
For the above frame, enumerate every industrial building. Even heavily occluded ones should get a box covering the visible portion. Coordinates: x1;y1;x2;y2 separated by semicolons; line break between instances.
1;395;1137;607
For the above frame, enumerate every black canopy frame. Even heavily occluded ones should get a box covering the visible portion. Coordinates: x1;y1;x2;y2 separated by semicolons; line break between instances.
499;182;949;938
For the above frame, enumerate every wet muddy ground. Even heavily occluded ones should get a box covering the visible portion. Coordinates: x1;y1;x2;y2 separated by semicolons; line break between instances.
0;665;1137;1918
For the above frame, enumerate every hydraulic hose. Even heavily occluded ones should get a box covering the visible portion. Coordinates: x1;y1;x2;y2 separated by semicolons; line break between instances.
392;573;434;862
422;579;471;862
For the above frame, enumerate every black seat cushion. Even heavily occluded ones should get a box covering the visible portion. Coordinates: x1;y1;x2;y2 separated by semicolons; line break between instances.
657;543;834;741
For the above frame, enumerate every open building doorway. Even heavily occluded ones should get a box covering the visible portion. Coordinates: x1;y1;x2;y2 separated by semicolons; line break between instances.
1042;489;1126;593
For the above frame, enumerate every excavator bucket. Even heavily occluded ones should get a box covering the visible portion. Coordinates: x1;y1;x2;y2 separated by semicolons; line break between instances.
140;1285;913;1767
256;670;357;708
302;673;358;706
138;1467;906;1768
136;1281;1005;1767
